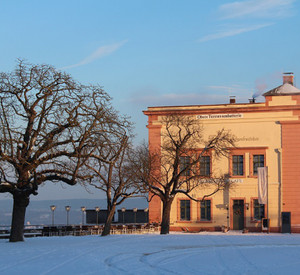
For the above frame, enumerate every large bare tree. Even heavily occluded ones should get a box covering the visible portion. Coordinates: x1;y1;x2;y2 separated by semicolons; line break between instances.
135;115;235;234
86;130;143;236
0;60;122;242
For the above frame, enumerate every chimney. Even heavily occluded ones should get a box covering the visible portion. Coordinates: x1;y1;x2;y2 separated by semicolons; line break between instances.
249;98;255;103
229;96;236;104
283;72;294;85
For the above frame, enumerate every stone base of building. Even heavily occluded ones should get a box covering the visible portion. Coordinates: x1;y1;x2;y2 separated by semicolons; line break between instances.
170;226;282;233
291;227;300;233
170;226;222;232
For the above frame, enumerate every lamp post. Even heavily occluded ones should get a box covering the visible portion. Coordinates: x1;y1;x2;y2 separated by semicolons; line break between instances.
81;206;86;225
225;204;229;229
144;208;149;223
65;206;71;225
121;207;126;224
133;208;138;224
95;207;100;225
50;205;56;226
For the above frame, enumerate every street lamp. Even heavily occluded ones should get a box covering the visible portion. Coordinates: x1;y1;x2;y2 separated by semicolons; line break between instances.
95;207;100;225
144;208;149;223
65;206;71;225
81;206;86;225
50;205;56;226
133;208;138;224
121;207;126;224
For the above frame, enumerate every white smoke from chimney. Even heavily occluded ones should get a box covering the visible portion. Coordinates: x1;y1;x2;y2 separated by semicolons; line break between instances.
253;80;267;98
253;71;282;98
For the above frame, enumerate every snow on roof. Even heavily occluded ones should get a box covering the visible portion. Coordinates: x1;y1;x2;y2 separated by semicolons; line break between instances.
263;83;300;96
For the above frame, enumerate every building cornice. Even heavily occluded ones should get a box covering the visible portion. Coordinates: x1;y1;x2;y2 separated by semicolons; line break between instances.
143;104;300;116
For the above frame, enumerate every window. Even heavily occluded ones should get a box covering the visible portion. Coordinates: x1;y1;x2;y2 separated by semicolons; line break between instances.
180;156;191;176
253;199;265;220
200;156;210;176
253;155;264;175
232;155;244;176
200;200;211;221
180;200;190;221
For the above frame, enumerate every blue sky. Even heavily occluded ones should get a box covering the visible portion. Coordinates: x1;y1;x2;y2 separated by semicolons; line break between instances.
1;0;299;200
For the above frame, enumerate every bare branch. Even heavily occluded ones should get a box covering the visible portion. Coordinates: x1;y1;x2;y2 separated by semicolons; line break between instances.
133;115;236;234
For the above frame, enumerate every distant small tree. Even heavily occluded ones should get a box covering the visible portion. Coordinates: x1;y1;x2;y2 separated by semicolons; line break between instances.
135;115;235;234
0;60;121;242
86;130;143;236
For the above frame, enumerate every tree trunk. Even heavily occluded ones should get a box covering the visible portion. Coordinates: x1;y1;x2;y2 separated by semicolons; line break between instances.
160;199;173;235
10;193;30;242
101;205;116;236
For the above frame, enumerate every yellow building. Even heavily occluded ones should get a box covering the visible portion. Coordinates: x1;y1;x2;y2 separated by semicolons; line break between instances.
144;73;300;233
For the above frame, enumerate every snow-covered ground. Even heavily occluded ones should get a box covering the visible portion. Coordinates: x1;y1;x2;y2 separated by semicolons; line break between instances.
1;232;300;274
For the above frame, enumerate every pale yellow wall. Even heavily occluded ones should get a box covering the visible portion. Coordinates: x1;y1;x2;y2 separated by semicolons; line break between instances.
170;184;280;229
154;106;299;230
268;95;297;106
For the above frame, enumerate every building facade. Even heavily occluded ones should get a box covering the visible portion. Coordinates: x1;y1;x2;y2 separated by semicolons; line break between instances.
144;73;300;233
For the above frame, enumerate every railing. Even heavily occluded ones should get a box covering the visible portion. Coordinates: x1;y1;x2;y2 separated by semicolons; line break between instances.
42;223;160;236
0;225;44;239
0;223;160;239
110;223;160;234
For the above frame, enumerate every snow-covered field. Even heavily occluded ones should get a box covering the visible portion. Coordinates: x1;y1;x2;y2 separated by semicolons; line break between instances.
1;232;300;274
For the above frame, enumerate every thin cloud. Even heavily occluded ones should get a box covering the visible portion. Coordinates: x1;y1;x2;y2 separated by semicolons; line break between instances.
219;0;296;20
198;0;295;43
207;85;250;93
61;40;128;70
198;23;273;42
